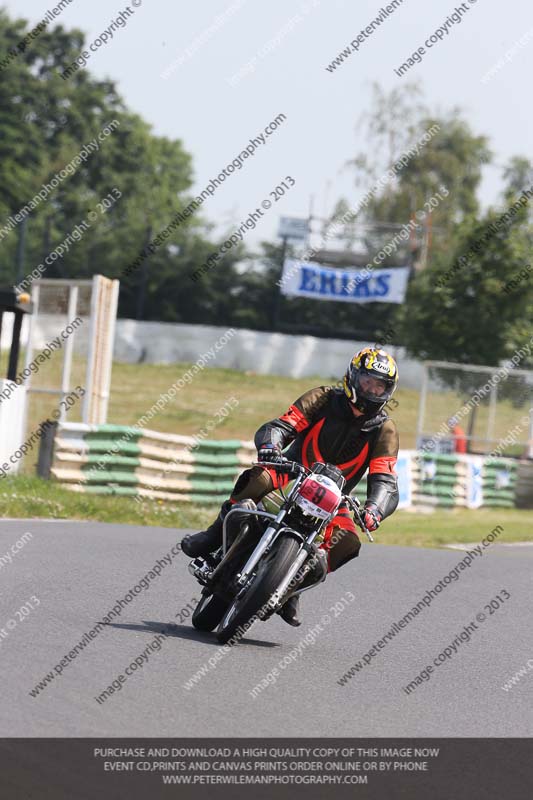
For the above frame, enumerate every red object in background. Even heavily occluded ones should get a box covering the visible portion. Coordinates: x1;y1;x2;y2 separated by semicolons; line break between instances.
451;425;467;453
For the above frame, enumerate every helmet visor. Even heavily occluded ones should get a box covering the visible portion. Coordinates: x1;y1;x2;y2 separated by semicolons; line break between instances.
355;369;395;403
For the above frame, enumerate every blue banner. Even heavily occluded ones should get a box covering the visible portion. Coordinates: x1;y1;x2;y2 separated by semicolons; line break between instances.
281;259;410;304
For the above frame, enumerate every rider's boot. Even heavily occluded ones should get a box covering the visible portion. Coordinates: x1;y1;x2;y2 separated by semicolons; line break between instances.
277;548;328;628
181;501;232;558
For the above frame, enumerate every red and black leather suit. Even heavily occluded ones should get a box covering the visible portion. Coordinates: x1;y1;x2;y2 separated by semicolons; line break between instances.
229;385;399;572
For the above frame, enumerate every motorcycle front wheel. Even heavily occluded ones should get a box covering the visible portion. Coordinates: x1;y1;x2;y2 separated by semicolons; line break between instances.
216;534;301;645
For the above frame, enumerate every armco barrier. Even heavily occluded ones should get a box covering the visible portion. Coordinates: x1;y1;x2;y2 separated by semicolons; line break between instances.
43;423;525;508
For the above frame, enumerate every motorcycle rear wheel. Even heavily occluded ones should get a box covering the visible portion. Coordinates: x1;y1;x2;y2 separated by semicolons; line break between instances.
192;590;229;632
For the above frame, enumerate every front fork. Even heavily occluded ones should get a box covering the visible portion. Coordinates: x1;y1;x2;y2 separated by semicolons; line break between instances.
218;494;372;611
225;507;287;589
267;498;373;610
265;530;323;611
222;505;314;599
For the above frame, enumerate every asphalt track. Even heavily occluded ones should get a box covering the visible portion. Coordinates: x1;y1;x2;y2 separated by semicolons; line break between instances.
2;519;532;737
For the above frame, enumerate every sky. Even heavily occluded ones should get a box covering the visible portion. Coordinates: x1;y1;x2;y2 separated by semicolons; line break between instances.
5;0;533;246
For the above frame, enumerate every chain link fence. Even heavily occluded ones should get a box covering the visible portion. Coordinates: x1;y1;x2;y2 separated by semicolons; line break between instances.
416;360;533;458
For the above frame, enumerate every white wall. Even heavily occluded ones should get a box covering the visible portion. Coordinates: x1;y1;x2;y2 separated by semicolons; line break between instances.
0;382;27;475
5;315;424;388
124;321;423;387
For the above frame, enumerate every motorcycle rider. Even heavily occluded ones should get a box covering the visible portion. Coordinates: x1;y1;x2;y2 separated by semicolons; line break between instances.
182;347;400;627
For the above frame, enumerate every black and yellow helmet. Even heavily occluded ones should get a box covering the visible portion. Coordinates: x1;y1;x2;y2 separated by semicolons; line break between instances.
343;347;398;415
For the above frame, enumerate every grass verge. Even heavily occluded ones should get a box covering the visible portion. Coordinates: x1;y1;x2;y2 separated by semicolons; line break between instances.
1;476;532;549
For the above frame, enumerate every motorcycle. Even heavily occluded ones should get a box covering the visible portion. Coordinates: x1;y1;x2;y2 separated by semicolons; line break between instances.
187;459;373;645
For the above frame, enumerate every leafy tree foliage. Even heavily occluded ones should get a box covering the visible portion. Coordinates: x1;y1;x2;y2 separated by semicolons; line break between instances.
401;201;533;368
0;13;531;367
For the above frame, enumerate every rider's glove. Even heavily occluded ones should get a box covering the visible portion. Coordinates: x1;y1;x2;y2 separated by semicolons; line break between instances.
257;444;283;463
362;503;381;532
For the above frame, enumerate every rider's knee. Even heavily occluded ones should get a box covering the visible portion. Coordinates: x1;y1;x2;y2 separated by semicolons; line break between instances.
327;528;361;572
231;466;274;502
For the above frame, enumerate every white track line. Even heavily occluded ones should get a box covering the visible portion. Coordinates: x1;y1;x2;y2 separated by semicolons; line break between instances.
446;542;533;550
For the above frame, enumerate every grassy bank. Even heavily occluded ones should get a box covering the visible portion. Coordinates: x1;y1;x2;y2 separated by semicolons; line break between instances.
23;358;528;455
11;357;531;545
1;476;531;549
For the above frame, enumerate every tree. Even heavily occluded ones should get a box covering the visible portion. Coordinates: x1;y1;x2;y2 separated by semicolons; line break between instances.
400;201;533;368
0;9;218;323
333;83;492;256
502;156;533;201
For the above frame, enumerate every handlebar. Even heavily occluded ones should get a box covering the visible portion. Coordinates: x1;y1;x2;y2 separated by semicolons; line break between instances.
345;496;373;542
252;459;374;542
253;459;307;476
